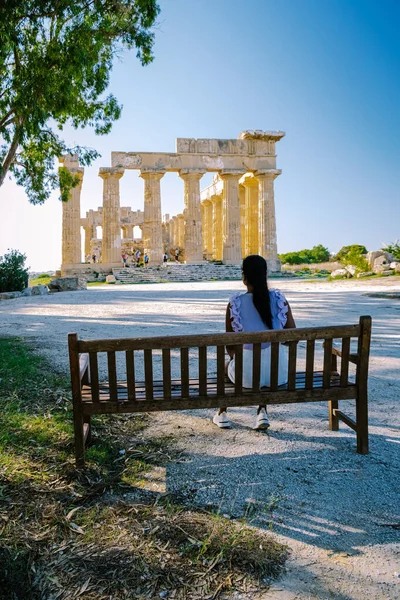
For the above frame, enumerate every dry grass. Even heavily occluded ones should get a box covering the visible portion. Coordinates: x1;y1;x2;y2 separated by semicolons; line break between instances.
0;338;288;599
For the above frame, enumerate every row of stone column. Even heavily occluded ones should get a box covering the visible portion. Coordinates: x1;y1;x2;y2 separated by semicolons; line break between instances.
62;163;280;268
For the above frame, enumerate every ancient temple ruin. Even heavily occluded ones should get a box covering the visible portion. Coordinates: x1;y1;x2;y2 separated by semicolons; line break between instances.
60;130;284;275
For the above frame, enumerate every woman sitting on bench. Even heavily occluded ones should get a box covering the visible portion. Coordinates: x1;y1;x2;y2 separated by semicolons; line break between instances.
213;254;296;431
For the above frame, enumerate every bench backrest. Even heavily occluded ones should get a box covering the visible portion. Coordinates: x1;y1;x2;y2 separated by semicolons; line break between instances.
68;316;371;410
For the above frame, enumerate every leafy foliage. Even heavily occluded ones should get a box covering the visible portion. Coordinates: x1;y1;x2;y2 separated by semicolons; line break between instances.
333;245;367;261
0;249;29;292
0;0;160;204
278;245;330;265
340;248;369;273
382;240;400;260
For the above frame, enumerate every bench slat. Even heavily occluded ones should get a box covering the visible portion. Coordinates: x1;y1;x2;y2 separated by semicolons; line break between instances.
126;350;136;401
181;348;189;398
252;343;261;393
107;352;118;403
217;346;225;395
270;342;279;391
89;352;100;403
341;337;350;386
162;349;172;400
235;345;243;394
305;340;315;390
323;338;333;388
144;349;154;400
288;341;297;390
199;347;207;396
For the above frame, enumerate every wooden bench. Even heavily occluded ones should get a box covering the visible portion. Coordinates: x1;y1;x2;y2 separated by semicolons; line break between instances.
68;316;371;467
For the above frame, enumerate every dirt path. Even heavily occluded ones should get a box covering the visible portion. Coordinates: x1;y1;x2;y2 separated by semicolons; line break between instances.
1;277;399;599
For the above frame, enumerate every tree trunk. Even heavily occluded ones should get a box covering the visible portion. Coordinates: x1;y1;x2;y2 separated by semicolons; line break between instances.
0;128;19;187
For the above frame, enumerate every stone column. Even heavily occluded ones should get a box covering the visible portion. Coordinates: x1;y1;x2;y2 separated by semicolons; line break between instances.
239;185;246;259
99;167;124;264
242;175;259;256
83;226;95;259
179;170;205;263
60;157;84;266
211;195;223;261
140;170;165;264
124;225;134;239
220;171;245;265
202;200;213;257
177;214;185;248
255;169;281;272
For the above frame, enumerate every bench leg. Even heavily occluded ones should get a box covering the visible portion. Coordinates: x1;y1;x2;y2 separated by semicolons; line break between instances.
73;403;85;468
328;400;339;431
83;415;92;446
356;391;369;454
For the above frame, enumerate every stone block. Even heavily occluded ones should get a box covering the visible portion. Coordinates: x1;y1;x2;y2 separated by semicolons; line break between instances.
22;288;33;296
0;291;22;300
31;285;49;295
389;262;400;272
331;269;349;278
345;265;357;276
48;277;87;292
106;275;116;284
356;272;374;278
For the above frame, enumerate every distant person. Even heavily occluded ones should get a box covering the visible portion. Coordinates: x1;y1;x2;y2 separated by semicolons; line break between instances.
135;250;141;265
122;252;128;267
92;254;97;263
144;253;149;265
213;254;296;431
163;253;168;263
175;248;180;263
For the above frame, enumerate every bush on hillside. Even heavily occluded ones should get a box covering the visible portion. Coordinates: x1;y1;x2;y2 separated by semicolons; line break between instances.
0;249;29;293
333;245;367;261
382;240;400;260
340;248;369;272
279;245;330;265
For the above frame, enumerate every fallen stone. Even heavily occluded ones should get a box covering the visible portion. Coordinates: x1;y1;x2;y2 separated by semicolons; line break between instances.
357;272;374;278
380;269;394;277
21;288;33;296
331;269;349;278
389;261;400;272
31;285;49;295
48;277;87;292
106;275;116;284
0;291;22;300
345;265;357;276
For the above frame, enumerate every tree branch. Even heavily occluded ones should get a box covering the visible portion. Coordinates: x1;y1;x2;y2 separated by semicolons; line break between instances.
0;109;15;129
0;126;20;187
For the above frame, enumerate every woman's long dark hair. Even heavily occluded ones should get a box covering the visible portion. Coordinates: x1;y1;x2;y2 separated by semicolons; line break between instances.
242;255;272;329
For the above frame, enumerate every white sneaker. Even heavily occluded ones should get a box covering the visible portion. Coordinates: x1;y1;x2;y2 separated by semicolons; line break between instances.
213;411;232;429
254;408;270;430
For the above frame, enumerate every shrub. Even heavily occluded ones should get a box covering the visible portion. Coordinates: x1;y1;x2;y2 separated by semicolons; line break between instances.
340;248;369;273
279;245;330;265
382;240;400;260
0;249;29;293
333;245;367;261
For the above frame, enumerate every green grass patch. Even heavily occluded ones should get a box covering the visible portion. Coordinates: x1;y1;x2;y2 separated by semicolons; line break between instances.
0;338;288;599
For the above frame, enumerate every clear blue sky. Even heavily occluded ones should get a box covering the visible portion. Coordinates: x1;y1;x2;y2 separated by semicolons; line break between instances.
1;0;399;270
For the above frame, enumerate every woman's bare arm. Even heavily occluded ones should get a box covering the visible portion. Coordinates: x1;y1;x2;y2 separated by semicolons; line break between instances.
284;302;296;329
225;303;235;358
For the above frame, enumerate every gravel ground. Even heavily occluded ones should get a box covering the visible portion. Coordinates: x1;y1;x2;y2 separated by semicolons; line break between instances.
1;277;399;599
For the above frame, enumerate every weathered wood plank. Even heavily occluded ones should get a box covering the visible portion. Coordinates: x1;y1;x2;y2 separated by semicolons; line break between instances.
270;342;279;391
217;346;225;395
340;337;350;386
334;409;357;431
323;338;333;388
77;324;360;353
234;345;243;394
288;341;297;390
88;352;100;403
305;340;315;390
252;343;261;393
107;351;118;403
126;350;135;401
162;349;172;400
199;346;207;396
144;349;154;400
82;386;358;415
181;348;189;398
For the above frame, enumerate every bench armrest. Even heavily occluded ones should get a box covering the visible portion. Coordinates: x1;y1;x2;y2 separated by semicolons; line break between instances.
79;353;89;381
331;345;359;365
